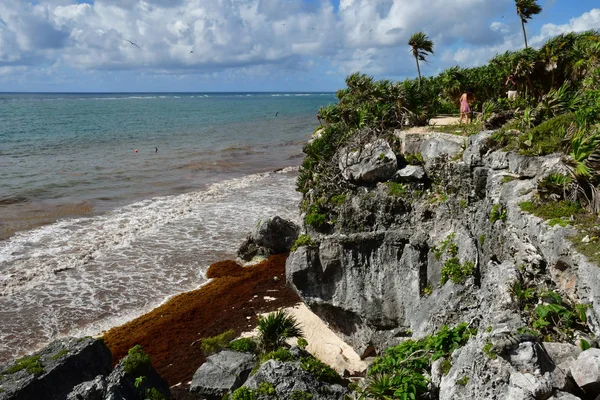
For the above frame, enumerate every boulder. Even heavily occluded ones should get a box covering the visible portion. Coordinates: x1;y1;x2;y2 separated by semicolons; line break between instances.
237;216;300;261
243;360;347;400
393;130;465;169
394;165;426;182
570;348;600;394
102;352;171;400
66;375;106;400
338;138;397;183
189;350;255;399
0;337;112;400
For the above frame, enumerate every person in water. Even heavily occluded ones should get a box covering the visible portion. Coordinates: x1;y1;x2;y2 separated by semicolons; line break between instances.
459;89;474;125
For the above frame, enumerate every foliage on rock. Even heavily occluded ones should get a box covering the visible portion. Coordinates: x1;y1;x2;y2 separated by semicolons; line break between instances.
201;329;236;355
122;345;152;376
257;310;304;353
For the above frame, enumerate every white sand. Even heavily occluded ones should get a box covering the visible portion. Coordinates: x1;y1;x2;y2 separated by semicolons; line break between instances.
240;303;369;375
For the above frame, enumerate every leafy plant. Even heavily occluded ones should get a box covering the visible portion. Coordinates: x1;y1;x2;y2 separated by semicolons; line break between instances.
290;391;314;400
261;347;295;363
441;258;475;285
257;310;304;352
291;234;316;252
201;329;236;355
456;376;469;386
229;338;257;353
145;387;166;400
490;204;507;223
256;382;276;397
134;376;146;388
297;337;308;349
300;356;342;384
123;345;152;376
231;386;256;400
4;355;44;376
386;182;407;197
405;153;424;166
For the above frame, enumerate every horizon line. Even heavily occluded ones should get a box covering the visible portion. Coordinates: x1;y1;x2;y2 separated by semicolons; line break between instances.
0;91;337;94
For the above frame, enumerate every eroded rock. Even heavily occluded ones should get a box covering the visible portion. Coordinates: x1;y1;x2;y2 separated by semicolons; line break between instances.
189;350;255;399
338;138;397;183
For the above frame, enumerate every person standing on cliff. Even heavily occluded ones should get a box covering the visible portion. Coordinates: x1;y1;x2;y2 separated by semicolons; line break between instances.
459;89;474;125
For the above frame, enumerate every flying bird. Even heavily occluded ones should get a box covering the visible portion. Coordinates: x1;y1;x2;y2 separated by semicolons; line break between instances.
275;112;279;117
124;39;141;49
190;50;194;53
155;147;158;153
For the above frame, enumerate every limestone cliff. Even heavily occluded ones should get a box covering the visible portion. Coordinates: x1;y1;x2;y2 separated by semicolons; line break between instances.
286;130;600;399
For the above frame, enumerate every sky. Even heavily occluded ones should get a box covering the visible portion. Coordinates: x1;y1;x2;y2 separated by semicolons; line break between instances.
0;0;599;92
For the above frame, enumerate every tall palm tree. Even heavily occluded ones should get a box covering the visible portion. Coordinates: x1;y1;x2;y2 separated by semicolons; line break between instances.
408;32;434;87
515;0;542;49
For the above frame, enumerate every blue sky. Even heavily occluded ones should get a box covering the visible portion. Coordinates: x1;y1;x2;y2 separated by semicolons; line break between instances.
0;0;598;92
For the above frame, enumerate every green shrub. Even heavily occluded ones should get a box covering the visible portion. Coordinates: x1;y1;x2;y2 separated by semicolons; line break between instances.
291;234;315;252
305;209;328;230
386;182;407;197
122;345;152;376
482;342;497;359
490;204;507;223
456;376;469;386
290;391;313;400
440;358;452;375
256;382;276;397
330;194;346;207
441;258;475;285
368;323;476;399
231;386;256;400
518;113;575;156
145;388;166;400
519;200;582;220
537;173;572;202
297;337;308;349
479;234;486;245
5;355;44;376
50;349;68;360
229;338;257;353
300;356;342;384
257;310;303;352
405;153;424;166
261;348;294;363
201;330;236;355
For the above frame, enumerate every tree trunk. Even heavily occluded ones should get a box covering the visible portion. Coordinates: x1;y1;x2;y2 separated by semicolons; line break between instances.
521;18;528;49
415;56;422;88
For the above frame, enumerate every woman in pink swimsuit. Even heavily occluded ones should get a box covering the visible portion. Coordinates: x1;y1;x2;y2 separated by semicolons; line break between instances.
459;90;473;124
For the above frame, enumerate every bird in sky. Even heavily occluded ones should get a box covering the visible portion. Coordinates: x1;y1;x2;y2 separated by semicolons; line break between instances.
124;39;140;49
155;147;158;153
275;112;279;117
190;50;194;53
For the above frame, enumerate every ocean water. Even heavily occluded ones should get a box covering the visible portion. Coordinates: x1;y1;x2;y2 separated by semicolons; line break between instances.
0;92;335;362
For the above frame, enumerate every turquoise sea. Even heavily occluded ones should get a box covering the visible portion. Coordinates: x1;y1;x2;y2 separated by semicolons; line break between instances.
0;92;335;362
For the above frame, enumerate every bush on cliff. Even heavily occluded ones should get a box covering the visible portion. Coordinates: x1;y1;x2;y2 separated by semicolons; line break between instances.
257;310;304;353
123;345;152;376
201;329;236;355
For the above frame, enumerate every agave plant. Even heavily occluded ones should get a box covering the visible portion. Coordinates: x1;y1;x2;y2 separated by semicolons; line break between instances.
257;310;304;353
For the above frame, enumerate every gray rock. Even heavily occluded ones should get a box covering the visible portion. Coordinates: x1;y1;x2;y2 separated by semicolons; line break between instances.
548;391;582;399
543;342;581;370
243;360;347;400
463;130;494;167
67;375;106;400
0;337;112;400
237;216;300;261
570;348;600;391
338;138;397;183
394;165;426;182
190;351;255;399
102;350;170;400
484;111;515;130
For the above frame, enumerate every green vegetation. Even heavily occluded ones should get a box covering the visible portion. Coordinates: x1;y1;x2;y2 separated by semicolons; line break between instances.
257;310;304;352
256;382;276;397
386;182;407;197
509;283;591;341
145;388;166;400
300;356;342;385
456;376;470;386
501;176;516;183
297;337;308;349
291;234;316;252
422;285;433;297
482;342;497;359
4;355;44;376
134;376;146;388
490;204;507;223
290;391;314;400
479;234;486;245
408;31;434;86
405;153;424;166
50;349;68;360
432;233;457;260
519;200;582;220
123;345;151;376
439;358;452;375
364;323;476;399
441;258;475;285
261;348;294;363
231;386;256;400
201;329;236;355
229;338;257;353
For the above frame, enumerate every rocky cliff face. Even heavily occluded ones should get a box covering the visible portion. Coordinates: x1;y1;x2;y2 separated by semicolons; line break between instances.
286;130;600;397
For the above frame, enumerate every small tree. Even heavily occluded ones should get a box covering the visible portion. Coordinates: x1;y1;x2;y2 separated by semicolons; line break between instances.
515;0;542;49
257;310;304;352
408;32;434;87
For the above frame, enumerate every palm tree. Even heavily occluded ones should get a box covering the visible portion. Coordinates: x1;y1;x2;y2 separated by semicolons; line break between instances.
408;32;434;87
515;0;542;49
257;310;304;352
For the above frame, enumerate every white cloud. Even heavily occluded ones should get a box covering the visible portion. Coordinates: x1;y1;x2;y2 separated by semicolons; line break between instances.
0;1;598;86
532;8;600;45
